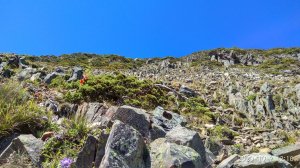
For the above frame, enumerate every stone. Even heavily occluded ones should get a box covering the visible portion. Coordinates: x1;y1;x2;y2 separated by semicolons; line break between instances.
0;134;43;167
58;103;78;117
150;138;203;168
67;67;83;82
149;123;166;141
166;126;207;165
41;132;54;141
112;105;150;137
271;144;300;163
44;72;58;84
295;83;300;102
2;68;13;78
216;154;239;168
179;85;198;97
94;131;110;168
152;106;187;132
260;82;272;93
45;99;59;113
259;148;271;153
233;153;292;168
99;120;148;168
75;135;98;168
205;138;224;156
206;148;216;166
17;68;37;81
30;72;42;81
76;102;108;123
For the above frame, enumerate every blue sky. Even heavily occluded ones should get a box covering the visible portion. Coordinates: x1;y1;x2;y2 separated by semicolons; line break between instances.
0;0;299;58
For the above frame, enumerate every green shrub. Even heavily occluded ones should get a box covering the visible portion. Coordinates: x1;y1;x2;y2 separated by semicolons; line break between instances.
63;74;170;109
209;125;239;139
179;97;213;123
0;81;47;138
246;94;257;101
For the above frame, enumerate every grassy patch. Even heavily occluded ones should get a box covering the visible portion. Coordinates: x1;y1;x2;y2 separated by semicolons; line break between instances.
42;117;90;168
0;80;47;138
62;73;172;110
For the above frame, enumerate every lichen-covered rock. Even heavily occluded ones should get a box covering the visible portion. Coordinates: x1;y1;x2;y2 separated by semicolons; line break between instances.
112;105;150;137
0;134;43;167
233;153;292;168
166;126;207;165
17;68;37;81
76;102;108;123
67;66;83;82
99;120;148;168
149;123;166;141
271;144;300;165
217;154;239;168
44;72;58;84
75;135;98;168
150;138;203;168
152;106;187;132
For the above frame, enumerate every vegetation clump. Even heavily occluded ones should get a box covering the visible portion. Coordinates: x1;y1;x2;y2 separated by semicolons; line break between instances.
63;73;172;109
0;81;47;138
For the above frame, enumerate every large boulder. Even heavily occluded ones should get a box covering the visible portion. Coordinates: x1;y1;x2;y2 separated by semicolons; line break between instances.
99;120;148;168
150;138;203;168
271;144;300;165
152;106;187;132
44;72;58;84
94;130;110;168
166;126;207;166
0;134;43;167
233;153;292;168
76;102;108;123
44;68;65;84
17;68;37;81
75;135;98;168
112;105;150;137
216;154;239;168
67;67;83;82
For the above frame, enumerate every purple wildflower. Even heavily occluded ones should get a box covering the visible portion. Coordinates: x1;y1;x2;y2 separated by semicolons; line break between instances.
60;158;73;168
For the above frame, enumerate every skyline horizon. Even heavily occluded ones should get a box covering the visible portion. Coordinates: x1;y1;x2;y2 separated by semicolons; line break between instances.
1;46;300;58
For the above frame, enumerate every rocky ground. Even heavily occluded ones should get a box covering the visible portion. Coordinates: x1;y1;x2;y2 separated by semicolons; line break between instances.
0;48;300;168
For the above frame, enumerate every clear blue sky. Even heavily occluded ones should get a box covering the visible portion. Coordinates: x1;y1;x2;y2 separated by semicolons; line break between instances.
0;0;299;58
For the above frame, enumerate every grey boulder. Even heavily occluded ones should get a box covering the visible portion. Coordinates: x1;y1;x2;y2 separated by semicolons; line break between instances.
152;106;187;132
233;153;292;168
99;120;148;168
150;138;203;168
166;126;207;166
112;105;150;137
75;135;98;168
0;134;43;167
67;67;83;82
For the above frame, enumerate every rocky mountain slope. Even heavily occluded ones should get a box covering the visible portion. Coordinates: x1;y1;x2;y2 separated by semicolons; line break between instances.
0;48;300;168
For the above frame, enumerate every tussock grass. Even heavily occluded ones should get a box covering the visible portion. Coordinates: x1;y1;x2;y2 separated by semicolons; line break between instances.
0;80;46;138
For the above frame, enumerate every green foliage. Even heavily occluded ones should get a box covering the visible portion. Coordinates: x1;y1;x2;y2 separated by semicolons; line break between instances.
246;94;257;101
179;97;213;123
0;81;47;138
25;53;145;70
264;48;300;56
63;74;170;109
42;117;90;167
258;58;300;75
209;125;239;139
